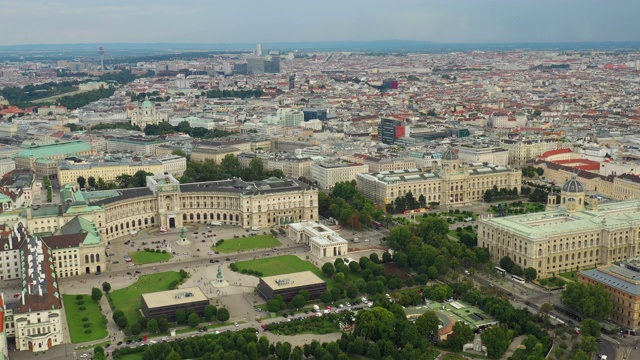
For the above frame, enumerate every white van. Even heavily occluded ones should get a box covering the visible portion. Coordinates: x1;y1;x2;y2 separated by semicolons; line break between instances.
250;226;259;231
210;221;222;226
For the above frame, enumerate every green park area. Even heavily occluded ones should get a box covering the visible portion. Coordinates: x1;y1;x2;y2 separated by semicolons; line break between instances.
109;271;182;324
63;294;108;344
120;354;144;360
233;255;333;287
128;250;172;264
214;235;281;253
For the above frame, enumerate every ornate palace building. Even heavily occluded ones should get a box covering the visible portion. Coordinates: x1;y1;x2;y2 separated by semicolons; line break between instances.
356;150;521;207
478;176;640;279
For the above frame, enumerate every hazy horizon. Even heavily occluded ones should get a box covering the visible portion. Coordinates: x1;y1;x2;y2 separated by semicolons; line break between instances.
1;0;639;46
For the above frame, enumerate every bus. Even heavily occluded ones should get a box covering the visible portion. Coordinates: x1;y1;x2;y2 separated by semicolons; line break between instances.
512;275;526;284
494;267;507;276
371;220;382;229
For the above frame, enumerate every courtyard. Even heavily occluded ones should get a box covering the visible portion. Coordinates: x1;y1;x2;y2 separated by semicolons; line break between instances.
63;294;108;344
214;235;282;253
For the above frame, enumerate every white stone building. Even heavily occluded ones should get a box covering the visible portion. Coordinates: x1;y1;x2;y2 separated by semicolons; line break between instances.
288;221;348;259
311;162;369;190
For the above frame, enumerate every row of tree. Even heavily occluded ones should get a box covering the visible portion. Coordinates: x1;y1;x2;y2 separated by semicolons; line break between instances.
384;191;437;214
76;170;152;190
318;181;391;230
143;121;234;139
56;86;116;109
204;89;264;99
522;166;544;178
483;186;519;202
179;154;284;184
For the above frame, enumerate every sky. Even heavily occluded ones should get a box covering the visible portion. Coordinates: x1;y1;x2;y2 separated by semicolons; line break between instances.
1;0;639;45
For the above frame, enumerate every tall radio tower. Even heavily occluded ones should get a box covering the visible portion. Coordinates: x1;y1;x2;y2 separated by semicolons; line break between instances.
98;46;105;72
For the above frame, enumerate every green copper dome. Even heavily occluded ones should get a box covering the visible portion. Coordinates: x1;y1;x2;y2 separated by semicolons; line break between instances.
141;100;153;109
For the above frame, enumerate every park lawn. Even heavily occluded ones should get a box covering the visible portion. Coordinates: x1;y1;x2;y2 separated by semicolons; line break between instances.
215;235;281;253
128;251;172;264
559;268;594;281
109;271;182;324
234;255;335;288
63;294;108;344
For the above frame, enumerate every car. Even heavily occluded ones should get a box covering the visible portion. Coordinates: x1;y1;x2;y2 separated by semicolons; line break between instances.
112;261;119;264
338;304;344;308
596;338;602;343
304;310;309;314
127;272;132;276
13;293;20;298
346;302;351;307
225;258;231;261
215;251;220;254
209;259;216;263
80;354;89;358
464;270;471;275
126;340;132;344
105;344;111;348
117;341;123;346
193;232;199;234
162;337;168;342
196;249;200;252
234;322;239;327
135;270;141;274
283;313;288;318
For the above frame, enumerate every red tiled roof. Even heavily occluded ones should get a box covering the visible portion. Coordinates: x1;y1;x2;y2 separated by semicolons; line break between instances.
540;148;573;158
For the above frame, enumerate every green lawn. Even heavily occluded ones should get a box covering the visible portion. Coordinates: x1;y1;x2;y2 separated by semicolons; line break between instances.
109;271;182;324
128;251;172;264
234;255;334;288
215;235;281;253
63;295;108;344
559;268;593;281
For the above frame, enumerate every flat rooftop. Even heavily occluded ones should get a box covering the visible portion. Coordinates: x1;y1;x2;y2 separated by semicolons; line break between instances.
404;300;498;329
261;271;325;290
141;286;208;309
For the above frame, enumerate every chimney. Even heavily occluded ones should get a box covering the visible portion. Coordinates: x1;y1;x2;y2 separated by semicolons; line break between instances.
38;285;42;297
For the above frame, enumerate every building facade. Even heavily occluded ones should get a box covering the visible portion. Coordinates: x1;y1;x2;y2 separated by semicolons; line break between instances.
457;146;509;167
344;154;417;173
479;177;640;278
141;287;210;321
129;100;168;130
288;221;348;259
257;271;327;302
500;138;560;166
580;261;640;329
357;150;521;207
311;162;369;190
14;141;93;179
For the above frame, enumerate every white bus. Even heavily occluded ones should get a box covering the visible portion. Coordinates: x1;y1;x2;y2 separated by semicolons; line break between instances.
512;275;526;284
495;267;507;276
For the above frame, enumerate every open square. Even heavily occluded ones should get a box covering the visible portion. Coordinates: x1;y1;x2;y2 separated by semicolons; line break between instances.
62;294;108;344
128;250;172;264
214;235;281;253
109;271;182;324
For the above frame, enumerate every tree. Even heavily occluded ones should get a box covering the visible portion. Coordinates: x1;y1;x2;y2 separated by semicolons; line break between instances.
130;323;141;335
382;252;392;263
77;176;86;189
203;305;217;321
445;322;474;350
369;253;379;263
158;317;169;332
166;351;182;360
499;256;515;273
524;267;537;282
415;311;439;337
176;309;187;325
217;307;230;322
322;262;336;277
291;294;306;309
115;316;128;328
101;282;111;293
188;312;200;328
354;306;395;341
580;336;598;354
91;287;102;301
267;299;282;313
561;282;614;321
580;319;601;338
87;176;96;189
481;324;513;359
147;319;158;334
320;290;333;304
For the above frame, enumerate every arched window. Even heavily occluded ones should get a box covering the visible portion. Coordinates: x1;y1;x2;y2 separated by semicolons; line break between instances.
85;255;89;263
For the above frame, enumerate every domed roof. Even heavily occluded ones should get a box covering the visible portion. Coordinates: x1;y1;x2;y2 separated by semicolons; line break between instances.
562;175;584;193
141;100;153;109
442;149;458;161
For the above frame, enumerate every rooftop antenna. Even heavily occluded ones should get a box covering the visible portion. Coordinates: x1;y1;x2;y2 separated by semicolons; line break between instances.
99;46;105;72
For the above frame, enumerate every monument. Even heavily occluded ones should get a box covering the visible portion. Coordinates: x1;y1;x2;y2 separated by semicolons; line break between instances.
463;333;487;356
211;265;229;288
176;226;191;246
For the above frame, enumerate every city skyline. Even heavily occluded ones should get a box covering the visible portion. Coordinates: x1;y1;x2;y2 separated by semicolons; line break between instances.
1;0;640;46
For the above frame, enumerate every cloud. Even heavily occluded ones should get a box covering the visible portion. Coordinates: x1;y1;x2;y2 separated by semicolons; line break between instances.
0;0;638;45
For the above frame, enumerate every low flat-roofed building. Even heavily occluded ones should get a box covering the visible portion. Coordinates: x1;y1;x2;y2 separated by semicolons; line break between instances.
257;271;326;302
141;287;209;321
288;221;348;259
191;146;241;164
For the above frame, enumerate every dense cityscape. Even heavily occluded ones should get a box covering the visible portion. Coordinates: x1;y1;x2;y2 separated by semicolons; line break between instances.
2;14;640;360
